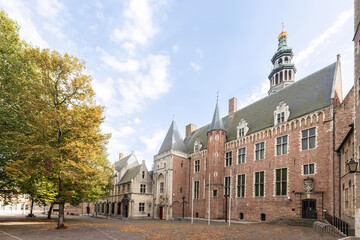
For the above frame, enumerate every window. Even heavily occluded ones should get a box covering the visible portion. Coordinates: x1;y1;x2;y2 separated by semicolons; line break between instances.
225;152;232;166
276;136;288;155
255;142;265;160
302;128;316;150
239;127;245;137
275;168;287;196
142;171;145;179
213;190;217;197
238;148;246;164
194;181;200;199
254;171;264;197
345;188;349;208
140;184;146;193
277;112;285;124
224;176;231;196
303;164;315;175
195;160;200;173
237;174;245;198
160;182;164;193
127;184;131;192
139;203;145;212
181;161;183;169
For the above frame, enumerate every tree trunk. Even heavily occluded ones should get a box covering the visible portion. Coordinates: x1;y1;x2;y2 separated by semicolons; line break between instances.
47;202;54;219
28;198;35;217
57;202;65;229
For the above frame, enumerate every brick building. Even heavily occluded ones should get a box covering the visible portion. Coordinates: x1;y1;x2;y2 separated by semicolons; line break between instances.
352;0;360;235
154;30;351;222
95;152;153;219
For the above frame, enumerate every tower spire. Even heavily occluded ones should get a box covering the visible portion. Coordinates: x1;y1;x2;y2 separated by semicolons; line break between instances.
268;28;297;95
208;98;226;133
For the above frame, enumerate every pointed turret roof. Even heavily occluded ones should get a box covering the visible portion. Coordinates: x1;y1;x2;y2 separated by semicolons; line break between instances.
158;120;187;154
208;101;226;133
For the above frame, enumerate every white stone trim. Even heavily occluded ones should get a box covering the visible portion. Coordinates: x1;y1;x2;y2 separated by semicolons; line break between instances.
301;162;317;176
299;126;318;152
236;118;250;139
274;101;290;126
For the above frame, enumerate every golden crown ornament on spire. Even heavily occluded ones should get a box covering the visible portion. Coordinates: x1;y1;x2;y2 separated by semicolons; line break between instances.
278;21;288;39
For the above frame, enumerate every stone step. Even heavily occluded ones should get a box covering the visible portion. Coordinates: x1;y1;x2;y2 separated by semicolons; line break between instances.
270;218;324;227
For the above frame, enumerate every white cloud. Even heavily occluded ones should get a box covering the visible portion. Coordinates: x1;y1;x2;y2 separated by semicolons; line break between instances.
196;48;202;57
111;0;159;46
116;54;171;115
172;44;179;53
122;42;136;55
36;0;65;20
238;79;268;109
95;1;103;9
97;47;140;73
190;62;201;71
0;0;48;48
119;126;136;136
140;130;166;153
295;9;352;65
134;118;142;124
92;77;116;103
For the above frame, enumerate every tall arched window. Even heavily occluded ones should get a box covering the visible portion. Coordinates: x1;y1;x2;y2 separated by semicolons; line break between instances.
280;72;283;83
275;74;278;84
284;57;288;62
278;58;282;65
284;70;287;80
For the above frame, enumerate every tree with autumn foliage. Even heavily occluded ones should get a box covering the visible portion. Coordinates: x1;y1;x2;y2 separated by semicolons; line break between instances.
0;10;113;228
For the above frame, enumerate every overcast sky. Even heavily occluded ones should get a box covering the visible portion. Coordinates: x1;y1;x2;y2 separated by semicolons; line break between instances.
0;0;355;169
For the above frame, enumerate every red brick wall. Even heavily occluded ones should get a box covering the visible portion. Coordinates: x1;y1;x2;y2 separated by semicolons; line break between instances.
172;154;189;217
186;108;341;222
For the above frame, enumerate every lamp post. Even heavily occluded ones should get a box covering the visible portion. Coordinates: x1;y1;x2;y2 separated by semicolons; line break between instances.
182;196;185;218
347;158;358;173
224;194;228;223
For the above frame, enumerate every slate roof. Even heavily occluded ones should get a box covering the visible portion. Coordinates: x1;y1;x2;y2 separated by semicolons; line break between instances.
208;102;226;133
114;154;131;172
117;165;141;185
158;120;187;154
184;62;337;154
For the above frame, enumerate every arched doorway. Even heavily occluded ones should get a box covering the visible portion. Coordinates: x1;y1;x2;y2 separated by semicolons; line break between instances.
122;195;130;218
159;206;163;220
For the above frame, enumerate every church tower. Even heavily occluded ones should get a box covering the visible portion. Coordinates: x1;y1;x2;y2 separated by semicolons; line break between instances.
268;29;297;95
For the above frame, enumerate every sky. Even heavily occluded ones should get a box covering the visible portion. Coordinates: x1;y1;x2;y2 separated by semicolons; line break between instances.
0;0;355;170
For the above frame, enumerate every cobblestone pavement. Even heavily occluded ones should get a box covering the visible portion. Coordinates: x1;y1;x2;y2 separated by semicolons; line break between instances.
0;214;341;240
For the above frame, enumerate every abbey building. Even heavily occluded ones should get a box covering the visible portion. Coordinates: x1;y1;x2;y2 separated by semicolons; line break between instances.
153;30;353;222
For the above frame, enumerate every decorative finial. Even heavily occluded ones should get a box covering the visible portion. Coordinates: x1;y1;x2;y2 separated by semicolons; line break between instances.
173;114;175;121
216;91;219;103
282;22;284;31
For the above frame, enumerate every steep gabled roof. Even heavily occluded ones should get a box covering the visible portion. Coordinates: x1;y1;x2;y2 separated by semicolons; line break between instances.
184;62;337;154
208;101;226;133
158;120;187;154
117;165;141;185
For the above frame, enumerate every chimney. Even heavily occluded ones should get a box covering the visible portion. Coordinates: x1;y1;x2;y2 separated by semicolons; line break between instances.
186;124;197;138
119;153;123;160
228;97;237;117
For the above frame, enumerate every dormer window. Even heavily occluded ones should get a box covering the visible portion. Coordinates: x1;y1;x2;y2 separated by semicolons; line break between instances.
274;101;290;125
277;112;285;124
239;128;245;137
236;119;249;139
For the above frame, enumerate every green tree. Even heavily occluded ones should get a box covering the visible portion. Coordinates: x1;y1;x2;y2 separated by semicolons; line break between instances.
1;10;113;227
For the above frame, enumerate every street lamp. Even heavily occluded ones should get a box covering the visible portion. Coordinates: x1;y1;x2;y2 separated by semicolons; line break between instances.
182;196;185;218
347;158;358;173
224;194;228;223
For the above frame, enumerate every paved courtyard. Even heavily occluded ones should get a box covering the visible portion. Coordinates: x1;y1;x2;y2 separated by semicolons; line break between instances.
0;214;341;240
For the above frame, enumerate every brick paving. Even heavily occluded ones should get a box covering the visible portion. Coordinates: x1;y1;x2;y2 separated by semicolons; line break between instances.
0;214;341;240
